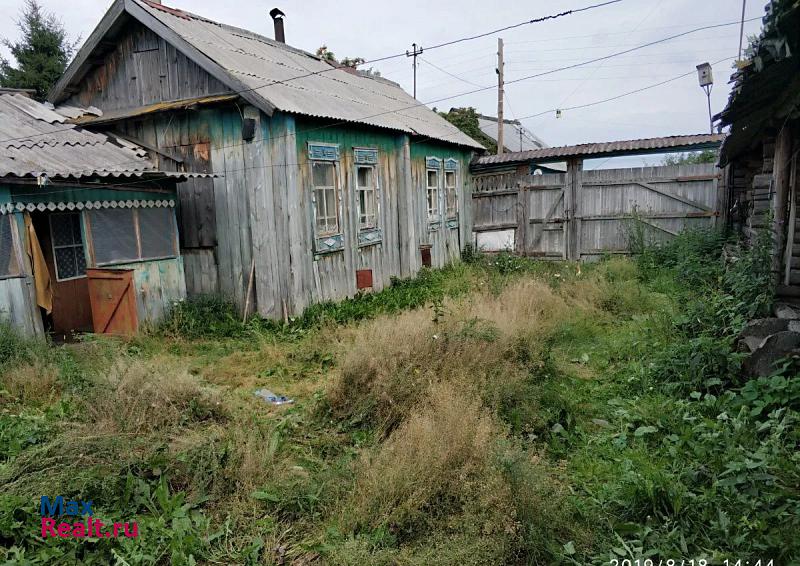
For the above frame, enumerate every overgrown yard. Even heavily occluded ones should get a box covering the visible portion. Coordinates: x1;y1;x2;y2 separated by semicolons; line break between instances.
1;231;798;565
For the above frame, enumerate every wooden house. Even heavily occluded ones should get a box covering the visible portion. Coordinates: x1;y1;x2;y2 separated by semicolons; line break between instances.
716;0;800;300
0;90;199;337
48;0;482;320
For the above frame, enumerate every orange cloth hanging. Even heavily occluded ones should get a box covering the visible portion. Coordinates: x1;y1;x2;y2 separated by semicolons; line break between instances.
23;213;53;314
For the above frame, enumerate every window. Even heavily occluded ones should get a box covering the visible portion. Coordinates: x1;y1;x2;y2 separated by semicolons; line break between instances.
50;213;86;281
427;168;440;222
90;207;177;266
445;170;458;219
357;165;378;230
312;161;340;237
0;215;21;279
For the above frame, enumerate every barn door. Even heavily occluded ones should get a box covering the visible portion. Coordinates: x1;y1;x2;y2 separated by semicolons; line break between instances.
518;173;568;259
86;268;138;335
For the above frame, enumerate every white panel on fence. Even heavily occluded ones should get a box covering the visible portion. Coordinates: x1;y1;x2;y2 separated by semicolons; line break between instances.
476;229;515;252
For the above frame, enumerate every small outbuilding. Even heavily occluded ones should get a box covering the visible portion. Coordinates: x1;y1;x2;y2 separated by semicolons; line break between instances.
0;90;201;337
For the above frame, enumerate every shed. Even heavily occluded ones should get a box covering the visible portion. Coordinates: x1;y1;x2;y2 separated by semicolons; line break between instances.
0;90;201;337
716;0;800;299
48;0;483;319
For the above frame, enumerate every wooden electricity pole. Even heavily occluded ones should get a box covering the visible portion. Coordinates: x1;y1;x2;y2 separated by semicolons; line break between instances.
406;43;423;99
497;38;505;155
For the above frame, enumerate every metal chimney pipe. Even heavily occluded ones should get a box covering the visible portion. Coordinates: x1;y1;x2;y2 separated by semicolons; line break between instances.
270;8;286;43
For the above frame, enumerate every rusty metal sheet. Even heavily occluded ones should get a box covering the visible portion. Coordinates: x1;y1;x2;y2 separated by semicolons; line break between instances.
86;268;139;335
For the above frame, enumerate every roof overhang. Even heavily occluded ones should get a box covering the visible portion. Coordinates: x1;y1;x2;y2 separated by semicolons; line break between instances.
472;134;725;168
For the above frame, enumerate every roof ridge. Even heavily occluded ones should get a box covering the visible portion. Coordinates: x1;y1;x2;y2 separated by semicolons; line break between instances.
135;0;321;61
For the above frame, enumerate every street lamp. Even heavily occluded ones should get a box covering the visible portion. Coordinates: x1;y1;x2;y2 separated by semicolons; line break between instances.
696;62;714;134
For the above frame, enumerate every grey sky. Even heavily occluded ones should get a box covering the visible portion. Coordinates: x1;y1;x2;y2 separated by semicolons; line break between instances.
0;0;764;166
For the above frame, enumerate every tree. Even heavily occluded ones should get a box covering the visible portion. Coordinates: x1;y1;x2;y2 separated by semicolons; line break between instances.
315;45;380;77
0;0;78;101
438;107;496;153
661;149;719;166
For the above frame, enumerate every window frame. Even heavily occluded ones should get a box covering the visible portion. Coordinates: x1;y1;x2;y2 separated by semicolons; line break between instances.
0;214;23;281
49;212;87;282
308;142;344;255
311;160;341;238
426;166;441;224
86;207;179;268
444;168;458;220
356;164;379;231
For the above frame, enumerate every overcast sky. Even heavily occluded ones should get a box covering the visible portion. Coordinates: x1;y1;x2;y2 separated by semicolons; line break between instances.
0;0;764;166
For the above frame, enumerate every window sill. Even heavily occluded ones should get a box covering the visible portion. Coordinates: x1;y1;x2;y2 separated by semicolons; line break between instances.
315;233;344;255
95;255;178;268
358;227;382;248
428;221;441;232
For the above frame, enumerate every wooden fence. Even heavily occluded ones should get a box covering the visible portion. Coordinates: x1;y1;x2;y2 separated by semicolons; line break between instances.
472;163;722;260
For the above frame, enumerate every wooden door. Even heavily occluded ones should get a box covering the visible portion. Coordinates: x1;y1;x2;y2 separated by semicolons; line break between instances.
36;212;93;335
86;269;139;335
518;173;568;259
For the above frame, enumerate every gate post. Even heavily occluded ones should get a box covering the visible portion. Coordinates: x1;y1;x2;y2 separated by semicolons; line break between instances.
564;158;583;261
515;181;527;256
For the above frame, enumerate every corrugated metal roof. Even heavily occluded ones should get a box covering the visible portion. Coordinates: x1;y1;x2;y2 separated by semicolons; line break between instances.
477;115;547;153
0;93;206;180
475;134;726;166
129;0;483;149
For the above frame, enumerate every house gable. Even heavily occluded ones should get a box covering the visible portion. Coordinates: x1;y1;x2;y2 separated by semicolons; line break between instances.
63;19;232;112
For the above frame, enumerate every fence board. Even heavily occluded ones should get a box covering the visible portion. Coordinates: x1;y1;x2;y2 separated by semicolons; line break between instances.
472;163;719;257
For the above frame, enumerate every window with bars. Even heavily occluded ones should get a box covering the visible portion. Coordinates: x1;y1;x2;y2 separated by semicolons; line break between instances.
0;215;21;279
445;170;458;219
89;207;177;266
426;168;440;223
312;161;340;237
356;165;378;230
50;213;86;281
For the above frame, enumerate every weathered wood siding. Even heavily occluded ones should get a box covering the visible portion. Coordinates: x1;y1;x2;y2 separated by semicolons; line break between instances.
410;142;474;269
113;257;187;327
0;212;43;337
66;22;231;112
473;163;720;259
290;120;408;313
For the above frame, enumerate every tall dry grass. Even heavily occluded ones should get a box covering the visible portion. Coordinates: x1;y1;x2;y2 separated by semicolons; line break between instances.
328;279;569;432
83;357;226;435
347;382;514;537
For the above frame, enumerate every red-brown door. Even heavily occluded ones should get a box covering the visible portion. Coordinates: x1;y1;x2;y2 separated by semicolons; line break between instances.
35;212;93;335
86;268;139;335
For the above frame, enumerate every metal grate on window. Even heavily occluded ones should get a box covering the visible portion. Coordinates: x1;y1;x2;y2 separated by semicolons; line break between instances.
0;215;20;278
90;208;138;265
50;213;86;281
139;207;176;260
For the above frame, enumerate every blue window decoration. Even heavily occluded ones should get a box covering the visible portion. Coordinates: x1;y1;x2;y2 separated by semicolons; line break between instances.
315;233;345;255
444;158;459;171
358;228;382;247
426;156;442;169
308;143;339;161
354;148;378;164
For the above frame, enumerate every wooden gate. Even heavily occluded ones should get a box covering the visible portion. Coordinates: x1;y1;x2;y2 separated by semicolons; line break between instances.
475;163;720;259
86;268;139;335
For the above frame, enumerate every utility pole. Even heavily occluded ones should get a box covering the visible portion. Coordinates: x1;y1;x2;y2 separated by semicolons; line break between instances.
496;37;504;155
737;0;747;62
406;43;423;99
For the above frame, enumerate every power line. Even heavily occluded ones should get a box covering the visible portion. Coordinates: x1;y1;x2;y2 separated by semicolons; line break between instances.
418;57;489;89
60;17;753;176
516;56;735;121
422;0;623;51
